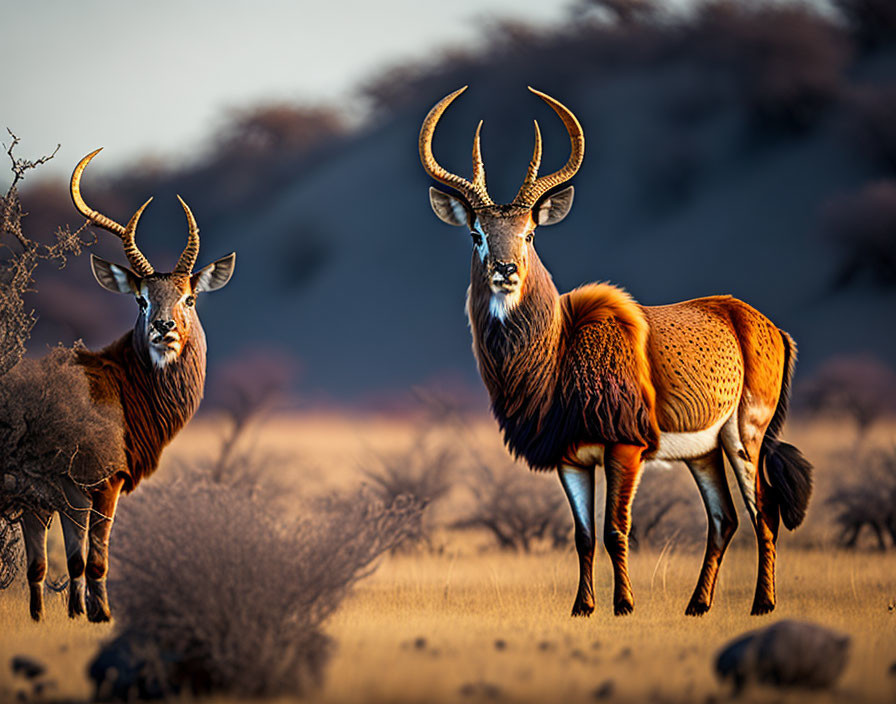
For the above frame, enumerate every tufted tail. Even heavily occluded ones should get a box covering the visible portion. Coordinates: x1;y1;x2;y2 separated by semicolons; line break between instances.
760;331;813;530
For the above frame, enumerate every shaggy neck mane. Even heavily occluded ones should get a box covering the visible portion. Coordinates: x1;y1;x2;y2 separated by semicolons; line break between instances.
77;326;207;492
468;253;564;467
467;251;658;469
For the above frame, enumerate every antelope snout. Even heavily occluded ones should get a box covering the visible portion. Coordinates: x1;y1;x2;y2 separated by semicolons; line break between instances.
490;260;520;294
494;261;517;278
152;319;176;334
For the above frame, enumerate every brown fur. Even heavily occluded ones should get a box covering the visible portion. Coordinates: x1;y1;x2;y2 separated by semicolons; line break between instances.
468;250;658;469
422;88;809;616
19;254;231;622
642;298;745;433
466;242;807;616
75;326;206;493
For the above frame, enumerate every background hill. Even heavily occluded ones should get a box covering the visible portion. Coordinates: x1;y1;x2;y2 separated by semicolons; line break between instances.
17;0;896;401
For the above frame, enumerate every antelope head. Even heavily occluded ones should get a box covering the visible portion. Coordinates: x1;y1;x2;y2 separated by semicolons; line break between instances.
71;149;236;368
420;86;584;321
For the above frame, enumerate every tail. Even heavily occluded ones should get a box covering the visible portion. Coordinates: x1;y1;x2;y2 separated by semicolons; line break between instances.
760;331;813;530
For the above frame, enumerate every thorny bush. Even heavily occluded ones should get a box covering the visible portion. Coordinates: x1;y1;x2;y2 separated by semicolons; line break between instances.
97;478;422;699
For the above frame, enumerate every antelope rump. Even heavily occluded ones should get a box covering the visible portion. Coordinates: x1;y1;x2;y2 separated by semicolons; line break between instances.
18;149;235;622
420;86;813;617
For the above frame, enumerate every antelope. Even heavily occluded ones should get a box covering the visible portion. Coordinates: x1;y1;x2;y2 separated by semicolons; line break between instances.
420;87;812;617
19;149;235;621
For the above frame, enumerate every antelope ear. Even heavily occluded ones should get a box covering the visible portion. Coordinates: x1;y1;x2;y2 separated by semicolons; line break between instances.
535;186;575;226
429;187;471;227
192;253;236;293
91;254;139;294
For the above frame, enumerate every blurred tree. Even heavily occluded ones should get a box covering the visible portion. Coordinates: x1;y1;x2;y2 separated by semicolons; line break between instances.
834;0;896;51
828;446;896;550
823;181;896;290
575;0;658;25
689;1;849;133
797;355;896;445
846;87;896;172
204;349;297;486
218;104;347;157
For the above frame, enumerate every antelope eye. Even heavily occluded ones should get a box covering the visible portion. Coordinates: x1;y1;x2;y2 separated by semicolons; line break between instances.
526;232;534;243
470;231;483;247
136;296;148;310
184;295;196;308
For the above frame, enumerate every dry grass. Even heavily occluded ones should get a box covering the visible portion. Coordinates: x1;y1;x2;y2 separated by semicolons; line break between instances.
0;414;894;703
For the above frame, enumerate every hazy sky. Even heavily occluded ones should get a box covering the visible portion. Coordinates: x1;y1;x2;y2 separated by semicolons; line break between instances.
5;0;570;178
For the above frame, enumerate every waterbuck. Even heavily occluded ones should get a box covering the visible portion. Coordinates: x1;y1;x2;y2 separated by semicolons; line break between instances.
20;149;235;621
420;87;812;617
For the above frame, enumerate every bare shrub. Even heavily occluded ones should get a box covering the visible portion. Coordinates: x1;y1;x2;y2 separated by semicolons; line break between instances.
454;453;569;553
1;131;90;376
822;180;896;289
362;421;456;551
198;350;296;494
0;344;126;518
629;466;701;550
99;479;422;699
797;355;896;443
827;446;896;549
0;136;114;518
0;518;22;588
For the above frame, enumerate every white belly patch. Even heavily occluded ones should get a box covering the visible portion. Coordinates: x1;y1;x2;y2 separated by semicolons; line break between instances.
655;412;733;461
571;444;604;467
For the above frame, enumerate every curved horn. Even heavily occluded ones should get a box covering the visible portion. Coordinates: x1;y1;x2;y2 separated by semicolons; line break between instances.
472;120;487;193
512;87;584;208
520;120;543;192
419;86;494;209
71;149;155;277
173;195;200;274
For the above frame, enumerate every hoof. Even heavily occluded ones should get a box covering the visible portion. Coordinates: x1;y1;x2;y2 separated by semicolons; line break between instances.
87;598;111;623
68;596;85;618
750;598;775;616
685;599;710;616
29;589;43;622
571;599;595;617
613;599;634;616
87;606;111;623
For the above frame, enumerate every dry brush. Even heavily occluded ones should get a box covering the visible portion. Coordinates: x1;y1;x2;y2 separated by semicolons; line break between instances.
92;476;423;699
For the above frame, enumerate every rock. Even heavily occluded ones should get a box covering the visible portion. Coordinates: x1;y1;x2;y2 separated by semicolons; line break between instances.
715;620;850;693
592;679;615;699
88;632;207;702
10;655;45;680
459;681;501;699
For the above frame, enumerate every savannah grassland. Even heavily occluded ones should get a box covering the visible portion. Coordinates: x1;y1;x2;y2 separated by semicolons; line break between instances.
1;414;894;704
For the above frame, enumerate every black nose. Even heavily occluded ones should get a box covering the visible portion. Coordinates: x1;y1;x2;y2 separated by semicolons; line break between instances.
495;261;517;277
152;320;175;333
